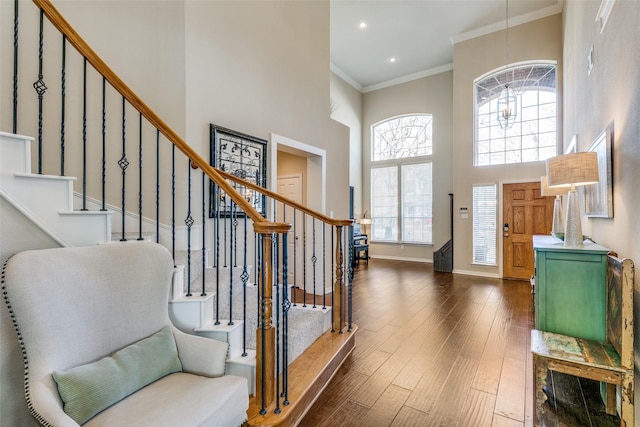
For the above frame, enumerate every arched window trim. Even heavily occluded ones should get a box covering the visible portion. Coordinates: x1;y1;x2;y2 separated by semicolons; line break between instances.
371;113;433;162
473;61;558;167
369;113;434;245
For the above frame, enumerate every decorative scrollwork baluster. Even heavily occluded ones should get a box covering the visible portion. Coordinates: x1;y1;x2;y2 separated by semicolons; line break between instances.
118;97;129;241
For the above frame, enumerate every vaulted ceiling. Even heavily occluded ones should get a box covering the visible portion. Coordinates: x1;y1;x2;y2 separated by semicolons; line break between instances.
330;0;563;92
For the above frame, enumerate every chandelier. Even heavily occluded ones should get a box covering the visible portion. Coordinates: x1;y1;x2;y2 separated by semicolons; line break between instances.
497;0;517;130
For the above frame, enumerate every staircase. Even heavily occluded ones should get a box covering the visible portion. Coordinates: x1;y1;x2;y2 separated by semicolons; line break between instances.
2;0;356;424
0;132;112;246
0;129;332;400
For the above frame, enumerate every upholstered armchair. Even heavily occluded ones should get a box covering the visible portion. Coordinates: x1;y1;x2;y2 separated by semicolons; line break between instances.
2;242;248;426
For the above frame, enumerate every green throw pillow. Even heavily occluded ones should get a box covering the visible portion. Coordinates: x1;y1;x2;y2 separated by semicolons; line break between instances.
52;326;183;424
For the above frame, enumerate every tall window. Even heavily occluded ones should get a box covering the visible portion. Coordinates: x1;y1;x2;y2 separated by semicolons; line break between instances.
371;115;433;244
474;63;557;166
473;184;497;265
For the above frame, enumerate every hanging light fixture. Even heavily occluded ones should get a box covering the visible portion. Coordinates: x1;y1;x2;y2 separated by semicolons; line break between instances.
497;0;517;129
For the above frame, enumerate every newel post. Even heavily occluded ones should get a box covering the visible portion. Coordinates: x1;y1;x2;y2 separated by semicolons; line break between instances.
256;231;275;411
253;221;290;413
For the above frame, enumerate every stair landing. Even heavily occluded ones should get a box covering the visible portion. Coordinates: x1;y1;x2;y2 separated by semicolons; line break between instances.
246;325;357;427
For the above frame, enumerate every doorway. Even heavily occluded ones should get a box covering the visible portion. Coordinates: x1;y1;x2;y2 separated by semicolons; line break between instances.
277;174;303;288
502;182;554;280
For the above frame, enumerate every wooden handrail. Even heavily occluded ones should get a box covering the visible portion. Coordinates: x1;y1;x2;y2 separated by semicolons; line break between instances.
33;0;289;234
217;169;353;227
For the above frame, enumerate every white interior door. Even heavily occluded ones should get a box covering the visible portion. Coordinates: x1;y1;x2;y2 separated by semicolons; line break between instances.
277;175;303;288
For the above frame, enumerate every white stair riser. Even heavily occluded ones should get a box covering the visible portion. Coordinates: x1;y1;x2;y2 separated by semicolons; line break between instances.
195;320;245;360
1;132;112;246
0;132;32;175
226;350;256;395
168;293;214;332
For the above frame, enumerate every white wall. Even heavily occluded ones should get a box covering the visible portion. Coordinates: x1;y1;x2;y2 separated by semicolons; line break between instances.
562;0;640;416
330;71;363;217
0;1;349;424
361;71;454;261
452;14;563;275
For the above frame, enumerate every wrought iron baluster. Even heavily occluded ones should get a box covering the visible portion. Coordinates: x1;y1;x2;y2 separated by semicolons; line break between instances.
171;145;176;265
34;9;47;174
338;226;344;333
282;203;287;289
228;200;235;326
258;233;267;416
214;184;221;325
348;226;353;332
137;113;143;240
323;222;326;309
241;207;249;357
274;233;281;415
223;193;228;267
302;212;307;307
60;35;66;176
81;58;87;211
155;130;159;241
13;0;19;133
201;172;206;296
292;209;297;306
233;197;239;268
312;218;317;308
100;77;106;211
331;225;335;332
281;232;290;405
119;97;128;240
185;159;194;297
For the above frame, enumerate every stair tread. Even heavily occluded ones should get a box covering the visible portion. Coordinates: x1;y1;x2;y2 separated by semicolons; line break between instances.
194;320;243;332
169;293;215;302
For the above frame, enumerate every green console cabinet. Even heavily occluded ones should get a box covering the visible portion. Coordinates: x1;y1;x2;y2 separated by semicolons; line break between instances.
533;235;609;343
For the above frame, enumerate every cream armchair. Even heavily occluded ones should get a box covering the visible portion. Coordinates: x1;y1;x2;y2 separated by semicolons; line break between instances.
2;242;248;426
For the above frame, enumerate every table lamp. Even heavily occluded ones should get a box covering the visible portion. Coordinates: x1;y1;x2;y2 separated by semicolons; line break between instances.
358;217;372;235
546;152;599;247
540;175;569;240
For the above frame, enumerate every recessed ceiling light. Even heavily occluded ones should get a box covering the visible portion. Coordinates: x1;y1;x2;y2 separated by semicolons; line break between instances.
388;57;397;63
358;21;368;29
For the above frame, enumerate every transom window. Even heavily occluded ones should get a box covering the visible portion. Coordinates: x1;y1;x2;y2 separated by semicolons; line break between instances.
474;63;557;166
372;114;432;160
370;115;433;244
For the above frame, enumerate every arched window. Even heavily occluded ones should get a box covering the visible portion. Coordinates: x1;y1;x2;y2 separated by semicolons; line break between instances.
474;63;557;166
370;115;432;244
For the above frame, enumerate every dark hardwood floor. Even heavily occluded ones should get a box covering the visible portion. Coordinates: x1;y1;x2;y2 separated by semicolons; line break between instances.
299;259;618;427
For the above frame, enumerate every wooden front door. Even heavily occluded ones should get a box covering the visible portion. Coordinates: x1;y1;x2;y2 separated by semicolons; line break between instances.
503;182;554;280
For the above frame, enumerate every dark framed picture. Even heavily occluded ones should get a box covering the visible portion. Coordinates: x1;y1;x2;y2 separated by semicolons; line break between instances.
584;124;613;218
209;124;267;218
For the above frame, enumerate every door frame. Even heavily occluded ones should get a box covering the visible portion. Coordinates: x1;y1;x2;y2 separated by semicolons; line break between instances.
498;178;544;279
270;133;326;215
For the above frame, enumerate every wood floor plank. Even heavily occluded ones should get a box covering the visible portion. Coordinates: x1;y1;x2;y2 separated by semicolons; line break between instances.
358;384;411;427
494;326;528;422
458;389;497;427
296;357;369;427
302;259;550;427
349;346;412;407
472;314;511;394
390;406;431;427
316;400;369;427
352;349;391;376
491;414;524;427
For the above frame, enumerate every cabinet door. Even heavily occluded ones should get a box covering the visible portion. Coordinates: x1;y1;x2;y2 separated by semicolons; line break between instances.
537;251;606;342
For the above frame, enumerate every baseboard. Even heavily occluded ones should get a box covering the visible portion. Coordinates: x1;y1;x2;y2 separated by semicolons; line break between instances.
451;268;500;278
369;255;431;263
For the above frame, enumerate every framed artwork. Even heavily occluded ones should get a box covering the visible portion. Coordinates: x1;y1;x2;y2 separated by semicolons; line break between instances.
209;124;267;218
584;125;613;218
